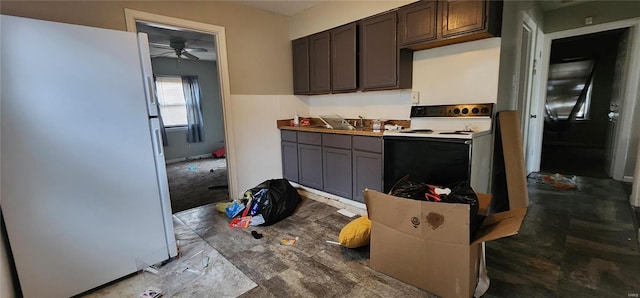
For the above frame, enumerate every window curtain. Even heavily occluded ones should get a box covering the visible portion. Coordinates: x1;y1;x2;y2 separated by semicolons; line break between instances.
182;76;205;143
154;76;169;146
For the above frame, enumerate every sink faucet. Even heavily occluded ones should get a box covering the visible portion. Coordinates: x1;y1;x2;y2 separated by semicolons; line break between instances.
358;115;364;127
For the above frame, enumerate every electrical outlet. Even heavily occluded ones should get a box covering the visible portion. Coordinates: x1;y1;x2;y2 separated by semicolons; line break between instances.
585;16;593;25
411;91;420;104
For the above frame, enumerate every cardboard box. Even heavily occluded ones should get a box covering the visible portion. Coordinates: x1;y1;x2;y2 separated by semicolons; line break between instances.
364;111;529;298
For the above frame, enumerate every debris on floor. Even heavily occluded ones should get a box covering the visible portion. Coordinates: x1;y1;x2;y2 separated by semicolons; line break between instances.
280;237;298;246
215;202;233;213
337;209;357;218
338;216;371;248
528;172;578;190
229;216;252;228
139;289;162;298
251;231;263;239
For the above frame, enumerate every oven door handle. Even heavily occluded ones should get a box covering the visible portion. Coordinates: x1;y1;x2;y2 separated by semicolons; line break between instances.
384;136;472;145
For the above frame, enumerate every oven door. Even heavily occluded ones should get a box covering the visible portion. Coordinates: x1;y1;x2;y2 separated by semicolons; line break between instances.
383;136;472;192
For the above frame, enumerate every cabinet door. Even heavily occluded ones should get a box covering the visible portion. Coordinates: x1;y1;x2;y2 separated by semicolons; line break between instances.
360;11;398;90
298;144;323;189
399;0;438;46
323;147;352;198
281;141;298;182
331;23;357;92
353;151;382;203
292;37;310;94
309;31;331;94
441;0;486;38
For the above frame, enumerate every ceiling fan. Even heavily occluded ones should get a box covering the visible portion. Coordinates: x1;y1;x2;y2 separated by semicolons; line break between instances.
149;38;208;60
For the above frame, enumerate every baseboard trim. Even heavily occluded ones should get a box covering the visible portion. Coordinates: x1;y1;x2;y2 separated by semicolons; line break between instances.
289;182;367;216
166;153;213;164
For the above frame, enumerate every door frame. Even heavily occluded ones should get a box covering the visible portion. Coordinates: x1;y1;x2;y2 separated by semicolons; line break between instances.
124;9;239;199
533;18;640;182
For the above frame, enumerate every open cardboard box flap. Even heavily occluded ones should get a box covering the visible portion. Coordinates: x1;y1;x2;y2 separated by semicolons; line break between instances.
472;207;527;245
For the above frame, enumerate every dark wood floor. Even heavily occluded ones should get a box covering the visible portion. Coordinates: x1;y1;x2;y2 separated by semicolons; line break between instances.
541;145;609;178
174;176;640;297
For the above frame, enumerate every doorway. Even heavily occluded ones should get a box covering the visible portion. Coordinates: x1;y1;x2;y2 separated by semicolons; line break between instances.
124;9;239;212
528;19;640;183
540;29;627;178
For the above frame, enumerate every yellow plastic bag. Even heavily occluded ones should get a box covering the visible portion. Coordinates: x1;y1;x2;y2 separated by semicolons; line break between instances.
338;216;371;248
215;202;233;213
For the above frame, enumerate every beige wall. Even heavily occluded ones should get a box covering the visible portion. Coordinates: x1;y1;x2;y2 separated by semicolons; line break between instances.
544;1;640;33
0;1;292;95
495;0;544;111
289;0;416;39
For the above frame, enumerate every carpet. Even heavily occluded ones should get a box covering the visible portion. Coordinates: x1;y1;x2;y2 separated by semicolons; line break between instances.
166;158;230;213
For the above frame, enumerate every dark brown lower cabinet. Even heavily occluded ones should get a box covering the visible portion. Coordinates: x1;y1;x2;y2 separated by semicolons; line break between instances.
352;151;383;203
298;143;323;190
281;141;298;182
280;131;383;203
323;147;353;199
352;136;383;203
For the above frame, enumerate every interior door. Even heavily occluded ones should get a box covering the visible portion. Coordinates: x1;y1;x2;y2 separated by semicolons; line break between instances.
605;29;630;176
517;12;540;174
526;27;546;173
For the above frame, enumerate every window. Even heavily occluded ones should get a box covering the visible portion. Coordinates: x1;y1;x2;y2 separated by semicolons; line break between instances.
155;76;188;127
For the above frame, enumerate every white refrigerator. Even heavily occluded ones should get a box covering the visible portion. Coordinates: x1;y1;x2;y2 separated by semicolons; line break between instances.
1;15;178;297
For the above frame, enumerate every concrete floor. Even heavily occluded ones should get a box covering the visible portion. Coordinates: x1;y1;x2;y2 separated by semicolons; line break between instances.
85;175;640;297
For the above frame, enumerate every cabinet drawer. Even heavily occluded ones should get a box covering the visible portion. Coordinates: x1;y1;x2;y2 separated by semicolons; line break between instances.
353;136;382;153
322;133;351;149
281;130;297;142
298;131;322;145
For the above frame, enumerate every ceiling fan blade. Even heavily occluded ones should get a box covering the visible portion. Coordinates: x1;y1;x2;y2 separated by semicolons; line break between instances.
185;47;208;53
149;43;174;50
182;52;200;60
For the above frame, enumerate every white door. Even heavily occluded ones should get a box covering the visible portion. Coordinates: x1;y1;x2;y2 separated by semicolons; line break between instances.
605;29;630;177
526;27;546;173
516;12;542;174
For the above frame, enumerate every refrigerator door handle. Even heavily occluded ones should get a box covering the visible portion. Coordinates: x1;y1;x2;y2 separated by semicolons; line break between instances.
137;32;158;117
147;76;158;106
154;128;164;156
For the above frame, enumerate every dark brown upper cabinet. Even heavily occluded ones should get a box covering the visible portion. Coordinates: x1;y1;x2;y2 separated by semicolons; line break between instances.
292;37;310;95
398;0;438;47
331;23;358;92
360;11;412;91
309;31;331;94
400;0;502;51
441;0;486;38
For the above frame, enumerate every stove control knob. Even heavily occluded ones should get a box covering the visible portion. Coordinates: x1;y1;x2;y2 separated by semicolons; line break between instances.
462;108;469;114
472;107;479;114
481;107;489;114
453;108;461;114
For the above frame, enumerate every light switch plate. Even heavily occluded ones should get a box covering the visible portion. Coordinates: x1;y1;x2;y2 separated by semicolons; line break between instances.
411;91;420;104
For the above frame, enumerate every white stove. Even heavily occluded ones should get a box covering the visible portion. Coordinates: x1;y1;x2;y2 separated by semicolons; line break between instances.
383;103;494;139
382;103;494;193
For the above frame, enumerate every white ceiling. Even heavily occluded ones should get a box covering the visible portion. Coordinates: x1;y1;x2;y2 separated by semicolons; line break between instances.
235;0;325;16
537;0;595;11
235;0;597;16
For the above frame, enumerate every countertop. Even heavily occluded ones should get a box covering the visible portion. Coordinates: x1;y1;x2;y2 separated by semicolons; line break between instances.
277;118;410;137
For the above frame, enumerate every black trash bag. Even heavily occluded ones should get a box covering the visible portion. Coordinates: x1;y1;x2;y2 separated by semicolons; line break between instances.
245;179;301;226
440;181;481;240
